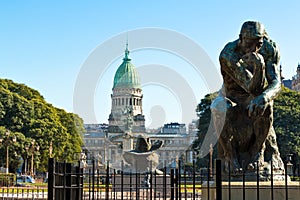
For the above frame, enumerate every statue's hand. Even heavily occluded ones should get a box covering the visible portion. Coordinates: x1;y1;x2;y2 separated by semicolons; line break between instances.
248;95;268;117
242;52;264;67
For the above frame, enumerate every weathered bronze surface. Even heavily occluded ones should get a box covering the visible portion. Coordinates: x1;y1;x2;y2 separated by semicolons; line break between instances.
123;135;163;173
212;21;284;176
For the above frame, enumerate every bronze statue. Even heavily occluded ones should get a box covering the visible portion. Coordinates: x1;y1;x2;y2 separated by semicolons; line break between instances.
211;21;284;174
122;134;163;173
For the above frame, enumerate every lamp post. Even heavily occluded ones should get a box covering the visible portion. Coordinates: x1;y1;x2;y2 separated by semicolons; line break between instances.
0;131;17;174
26;140;39;177
286;154;293;176
49;141;53;158
25;144;29;174
209;144;213;177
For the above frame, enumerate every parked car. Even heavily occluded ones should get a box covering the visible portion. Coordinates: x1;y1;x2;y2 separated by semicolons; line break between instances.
16;175;35;183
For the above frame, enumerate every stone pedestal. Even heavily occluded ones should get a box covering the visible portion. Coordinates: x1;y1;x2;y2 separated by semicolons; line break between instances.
122;151;160;173
286;162;293;176
123;137;133;151
202;181;300;200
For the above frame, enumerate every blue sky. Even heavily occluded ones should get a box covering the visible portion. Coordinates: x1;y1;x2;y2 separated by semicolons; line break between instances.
1;1;300;127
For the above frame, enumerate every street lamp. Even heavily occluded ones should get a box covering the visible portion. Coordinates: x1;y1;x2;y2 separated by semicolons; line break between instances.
25;144;29;174
49;141;53;158
0;131;16;174
209;144;213;177
26;140;39;176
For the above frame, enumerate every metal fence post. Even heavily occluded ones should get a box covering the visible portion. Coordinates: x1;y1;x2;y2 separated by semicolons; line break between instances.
66;163;72;200
164;165;167;200
92;159;95;200
105;161;109;200
216;159;222;200
178;160;181;200
285;162;288;200
171;169;175;200
121;160;124;200
193;159;196;200
76;161;82;200
271;159;273;200
207;160;209;200
256;161;259;200
150;161;153;200
48;158;55;200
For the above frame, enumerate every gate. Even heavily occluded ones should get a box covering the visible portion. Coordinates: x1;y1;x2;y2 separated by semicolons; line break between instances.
48;158;83;200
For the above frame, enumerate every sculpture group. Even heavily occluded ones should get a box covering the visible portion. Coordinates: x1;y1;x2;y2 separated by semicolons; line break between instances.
212;21;284;176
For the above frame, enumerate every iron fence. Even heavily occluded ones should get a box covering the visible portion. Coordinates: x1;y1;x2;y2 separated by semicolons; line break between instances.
0;158;299;199
48;158;203;200
44;158;300;200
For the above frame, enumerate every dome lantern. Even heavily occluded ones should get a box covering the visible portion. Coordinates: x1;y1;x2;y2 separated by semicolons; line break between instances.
113;44;141;89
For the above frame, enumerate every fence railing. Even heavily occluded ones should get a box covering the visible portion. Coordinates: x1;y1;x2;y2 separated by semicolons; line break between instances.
0;158;293;200
0;158;299;199
48;158;204;200
0;187;48;199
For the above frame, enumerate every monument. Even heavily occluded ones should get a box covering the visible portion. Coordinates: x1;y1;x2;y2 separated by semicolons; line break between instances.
211;21;285;179
123;134;163;173
116;106;164;173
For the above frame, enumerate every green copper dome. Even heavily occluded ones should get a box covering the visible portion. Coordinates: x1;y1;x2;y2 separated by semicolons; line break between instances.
113;46;141;89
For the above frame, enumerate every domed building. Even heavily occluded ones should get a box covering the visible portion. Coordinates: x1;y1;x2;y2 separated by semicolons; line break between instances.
83;44;196;170
108;44;146;140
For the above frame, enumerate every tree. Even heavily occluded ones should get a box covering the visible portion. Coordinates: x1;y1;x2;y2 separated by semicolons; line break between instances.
192;92;218;168
0;79;85;172
273;87;300;166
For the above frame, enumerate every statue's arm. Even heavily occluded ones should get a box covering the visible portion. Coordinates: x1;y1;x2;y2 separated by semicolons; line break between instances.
262;42;281;103
219;42;253;93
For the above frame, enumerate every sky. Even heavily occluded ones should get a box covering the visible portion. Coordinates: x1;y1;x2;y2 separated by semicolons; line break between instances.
1;1;300;128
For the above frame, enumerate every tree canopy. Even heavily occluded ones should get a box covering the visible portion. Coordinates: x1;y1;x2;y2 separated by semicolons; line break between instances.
193;87;300;168
0;79;84;173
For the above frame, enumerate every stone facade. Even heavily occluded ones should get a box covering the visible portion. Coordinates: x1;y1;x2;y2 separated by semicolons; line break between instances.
292;64;300;91
83;121;197;169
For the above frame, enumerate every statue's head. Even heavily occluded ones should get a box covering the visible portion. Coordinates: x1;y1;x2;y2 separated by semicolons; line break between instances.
240;21;265;38
239;21;265;53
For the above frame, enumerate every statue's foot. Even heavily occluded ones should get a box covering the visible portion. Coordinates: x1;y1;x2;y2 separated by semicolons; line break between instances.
247;163;255;171
233;167;243;175
225;158;241;174
251;152;264;169
270;155;285;170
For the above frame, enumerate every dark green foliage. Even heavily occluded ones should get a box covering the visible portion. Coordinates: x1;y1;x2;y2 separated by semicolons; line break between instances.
273;87;300;165
193;93;217;150
193;92;218;168
194;87;300;167
0;79;85;172
0;173;15;186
